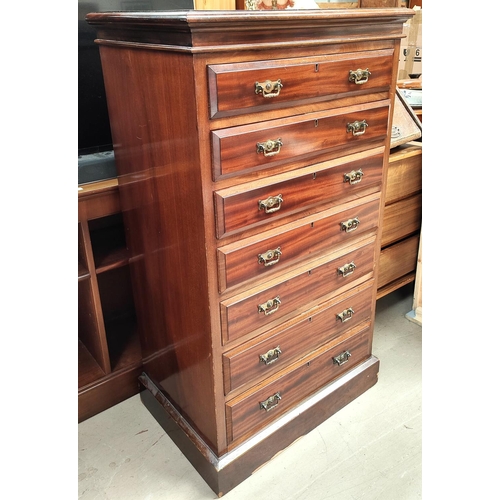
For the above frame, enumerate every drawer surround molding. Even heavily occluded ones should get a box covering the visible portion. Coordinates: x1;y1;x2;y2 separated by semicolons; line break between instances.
87;8;414;497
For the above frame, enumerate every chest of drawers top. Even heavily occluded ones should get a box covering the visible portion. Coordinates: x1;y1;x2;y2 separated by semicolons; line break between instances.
87;9;412;52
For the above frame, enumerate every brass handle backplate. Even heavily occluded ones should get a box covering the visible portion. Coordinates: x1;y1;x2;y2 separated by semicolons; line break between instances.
338;261;356;278
336;307;354;323
258;296;281;316
259;194;283;214
255;79;283;98
333;350;352;366
347;120;368;136
259;346;282;365
258;247;282;266
348;68;371;85
343;169;364;185
340;217;360;233
257;138;283;157
259;392;282;412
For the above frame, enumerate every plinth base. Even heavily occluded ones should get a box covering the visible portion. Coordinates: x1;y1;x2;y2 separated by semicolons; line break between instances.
139;355;379;497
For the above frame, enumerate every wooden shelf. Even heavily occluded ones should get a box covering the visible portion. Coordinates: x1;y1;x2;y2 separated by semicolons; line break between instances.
78;179;142;422
88;213;130;273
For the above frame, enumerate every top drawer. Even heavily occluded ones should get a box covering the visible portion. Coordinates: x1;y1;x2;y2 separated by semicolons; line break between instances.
208;49;394;119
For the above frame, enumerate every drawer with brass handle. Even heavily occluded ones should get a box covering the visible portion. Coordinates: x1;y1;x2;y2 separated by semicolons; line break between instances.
211;102;390;179
220;237;376;344
217;195;380;292
222;281;373;394
207;49;394;119
214;150;384;238
225;323;371;446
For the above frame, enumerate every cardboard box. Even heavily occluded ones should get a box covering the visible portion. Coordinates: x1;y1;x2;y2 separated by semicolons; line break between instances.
398;8;422;79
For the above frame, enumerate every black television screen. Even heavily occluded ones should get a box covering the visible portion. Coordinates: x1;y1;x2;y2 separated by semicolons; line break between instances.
78;0;194;183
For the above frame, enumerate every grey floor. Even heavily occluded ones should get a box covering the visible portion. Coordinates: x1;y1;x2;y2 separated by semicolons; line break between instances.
78;284;422;500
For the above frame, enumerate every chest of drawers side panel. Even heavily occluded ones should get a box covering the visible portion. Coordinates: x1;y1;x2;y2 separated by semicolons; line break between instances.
98;45;220;452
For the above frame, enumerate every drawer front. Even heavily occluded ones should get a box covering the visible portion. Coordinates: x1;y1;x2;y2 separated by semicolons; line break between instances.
381;193;421;247
212;103;389;179
386;147;422;204
226;324;371;444
208;49;394;118
221;237;376;344
217;196;380;292
223;282;374;394
214;152;384;238
378;234;419;289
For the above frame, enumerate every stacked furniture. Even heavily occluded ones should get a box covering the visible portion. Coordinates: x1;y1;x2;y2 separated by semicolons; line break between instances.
86;8;413;495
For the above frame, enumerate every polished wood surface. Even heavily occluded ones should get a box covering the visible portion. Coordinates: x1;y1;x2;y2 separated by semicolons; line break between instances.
214;150;384;238
223;281;374;395
380;192;421;247
385;143;422;203
87;8;413;494
218;195;381;292
226;323;371;446
207;49;393;119
377;142;421;298
78;180;142;422
377;234;419;291
220;238;375;344
212;103;389;179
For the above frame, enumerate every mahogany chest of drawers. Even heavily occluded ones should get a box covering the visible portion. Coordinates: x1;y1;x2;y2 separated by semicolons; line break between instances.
86;8;413;496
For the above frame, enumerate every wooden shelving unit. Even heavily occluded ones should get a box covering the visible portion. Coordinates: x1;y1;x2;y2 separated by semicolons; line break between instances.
377;142;422;299
78;179;142;422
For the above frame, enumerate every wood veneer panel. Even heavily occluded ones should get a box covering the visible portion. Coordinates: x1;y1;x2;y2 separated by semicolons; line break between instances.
377;234;419;289
78;364;143;423
386;143;422;204
380;192;421;247
98;45;219;451
208;49;393;118
212;103;389;179
214;152;384;238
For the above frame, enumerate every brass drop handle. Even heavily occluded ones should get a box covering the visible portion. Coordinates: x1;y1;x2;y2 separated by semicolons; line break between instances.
257;138;283;157
336;307;354;323
348;68;371;85
259;346;282;365
343;169;364;185
338;261;356;278
259;392;281;412
333;350;352;366
258;247;282;267
346;120;368;136
255;79;283;98
258;194;283;214
340;217;360;233
258;296;281;316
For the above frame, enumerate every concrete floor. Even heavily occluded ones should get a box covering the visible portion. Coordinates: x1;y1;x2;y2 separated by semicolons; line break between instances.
78;283;422;499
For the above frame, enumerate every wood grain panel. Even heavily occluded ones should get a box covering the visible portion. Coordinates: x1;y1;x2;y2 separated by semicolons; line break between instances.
386;143;422;204
218;195;380;291
223;281;374;394
221;237;375;344
377;234;419;289
226;324;371;445
208;49;393;118
380;192;421;247
212;102;389;179
214;151;384;238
